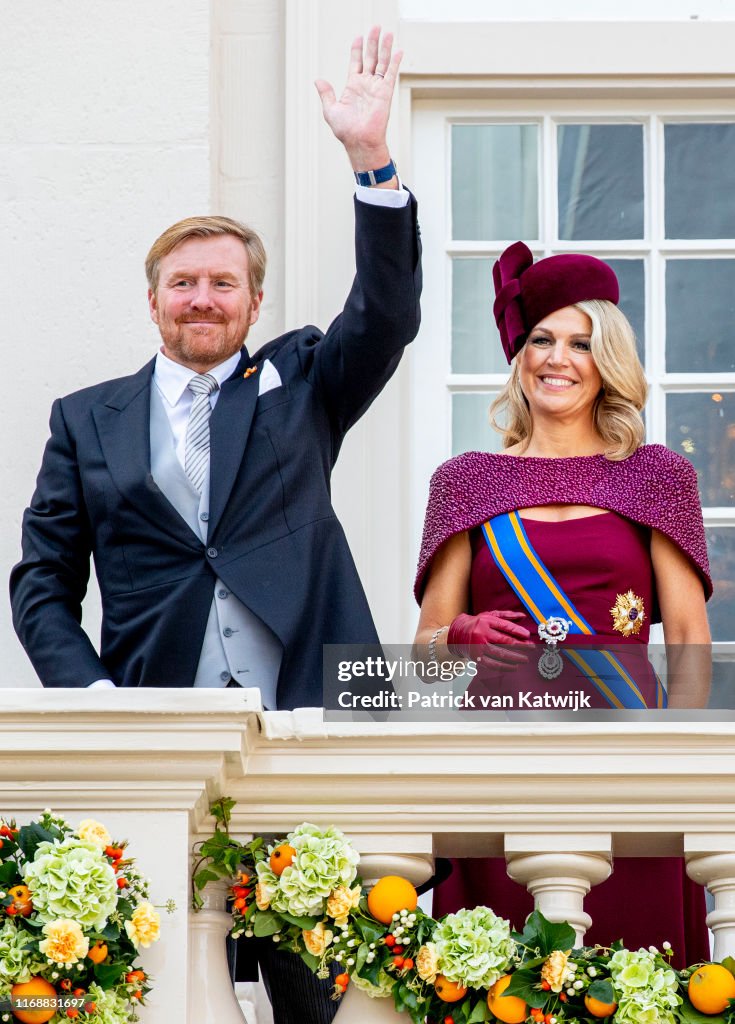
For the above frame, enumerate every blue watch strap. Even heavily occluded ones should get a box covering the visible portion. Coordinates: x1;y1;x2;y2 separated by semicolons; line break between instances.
354;159;397;187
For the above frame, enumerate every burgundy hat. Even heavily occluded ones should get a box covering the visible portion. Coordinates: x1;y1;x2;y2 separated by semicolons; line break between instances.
492;241;620;363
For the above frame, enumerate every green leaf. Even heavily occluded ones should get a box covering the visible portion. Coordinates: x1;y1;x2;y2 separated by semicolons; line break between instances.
99;922;121;941
93;961;128;989
515;910;576;957
468;999;492;1023
299;950;320;973
723;958;735;979
16;822;56;861
279;912;319;930
358;957;382;986
253;911;282;937
353;917;386;945
210;797;236;828
356;942;370;972
194;868;221;890
679;1000;727;1024
588;980;615;1003
0;862;19;886
505;968;547;1007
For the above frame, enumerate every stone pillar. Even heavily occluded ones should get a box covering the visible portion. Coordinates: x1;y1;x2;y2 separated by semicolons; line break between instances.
686;837;735;960
505;834;612;944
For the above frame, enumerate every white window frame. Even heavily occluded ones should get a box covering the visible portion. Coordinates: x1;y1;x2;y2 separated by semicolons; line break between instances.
408;96;735;652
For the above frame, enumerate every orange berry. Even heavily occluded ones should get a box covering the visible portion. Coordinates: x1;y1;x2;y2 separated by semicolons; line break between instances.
444;1018;455;1024
60;980;72;992
334;973;350;987
559;993;568;1003
541;980;551;991
233;897;247;910
434;976;468;1003
84;1004;96;1015
269;843;296;875
72;989;85;998
104;845;123;860
393;956;405;969
366;876;418;925
8;884;33;917
116;877;128;889
125;971;146;984
66;1011;79;1020
87;940;108;964
6;903;17;915
384;934;396;947
403;958;415;970
131;990;143;1000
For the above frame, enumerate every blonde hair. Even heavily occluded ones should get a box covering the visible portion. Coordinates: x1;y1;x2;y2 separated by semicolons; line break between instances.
489;299;647;461
145;215;266;297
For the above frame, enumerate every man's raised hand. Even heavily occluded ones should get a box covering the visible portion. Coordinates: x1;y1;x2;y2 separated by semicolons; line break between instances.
315;26;402;179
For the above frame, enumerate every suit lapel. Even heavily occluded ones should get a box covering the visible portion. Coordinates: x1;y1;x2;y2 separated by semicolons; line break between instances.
91;360;203;548
207;352;260;536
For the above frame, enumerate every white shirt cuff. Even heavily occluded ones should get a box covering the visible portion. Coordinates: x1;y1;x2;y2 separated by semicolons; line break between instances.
88;679;116;689
355;182;410;208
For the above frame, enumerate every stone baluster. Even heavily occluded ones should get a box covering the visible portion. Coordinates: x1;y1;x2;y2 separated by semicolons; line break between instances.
686;836;735;960
188;876;249;1023
333;849;434;1024
505;834;612;944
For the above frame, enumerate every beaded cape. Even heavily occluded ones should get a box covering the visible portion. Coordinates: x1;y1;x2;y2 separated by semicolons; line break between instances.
414;444;712;612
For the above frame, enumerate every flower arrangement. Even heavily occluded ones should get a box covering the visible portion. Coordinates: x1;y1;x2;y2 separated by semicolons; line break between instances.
194;803;735;1024
0;811;172;1024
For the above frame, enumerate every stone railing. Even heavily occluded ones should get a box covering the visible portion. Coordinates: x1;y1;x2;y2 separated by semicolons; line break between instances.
2;691;735;1022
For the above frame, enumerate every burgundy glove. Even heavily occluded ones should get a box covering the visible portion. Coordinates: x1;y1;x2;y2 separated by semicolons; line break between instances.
448;611;533;670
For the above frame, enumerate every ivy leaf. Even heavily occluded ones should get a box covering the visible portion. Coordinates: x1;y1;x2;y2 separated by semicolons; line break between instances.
210;797;236;828
193;869;221;891
514;911;576;957
679;1001;727;1024
16;823;56;862
93;961;128;989
0;862;19;887
505;968;547;1007
356;942;370;972
252;911;282;937
357;957;382;986
99;921;121;941
300;950;320;973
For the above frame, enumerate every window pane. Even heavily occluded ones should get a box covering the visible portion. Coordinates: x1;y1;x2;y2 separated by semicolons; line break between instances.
606;258;645;364
452;258;508;373
666;392;735;506
666;260;735;372
705;528;735;643
452;393;503;455
452;124;538;240
665;124;735;239
557;124;644;240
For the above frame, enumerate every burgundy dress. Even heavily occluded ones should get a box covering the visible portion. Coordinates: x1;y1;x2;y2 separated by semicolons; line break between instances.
432;511;710;965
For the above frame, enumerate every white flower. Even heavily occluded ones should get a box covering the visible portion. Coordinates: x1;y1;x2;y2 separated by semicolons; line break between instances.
77;819;112;848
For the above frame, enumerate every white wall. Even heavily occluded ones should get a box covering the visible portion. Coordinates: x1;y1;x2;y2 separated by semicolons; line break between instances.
2;0;211;685
401;0;735;18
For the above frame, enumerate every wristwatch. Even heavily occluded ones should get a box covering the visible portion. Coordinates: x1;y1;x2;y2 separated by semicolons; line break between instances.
354;159;397;187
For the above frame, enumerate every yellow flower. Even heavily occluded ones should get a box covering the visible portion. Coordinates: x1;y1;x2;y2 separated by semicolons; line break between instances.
541;950;570;993
124;902;161;948
326;884;361;925
416;942;440;983
302;921;333;957
39;919;89;964
255;882;271;911
77;818;112;848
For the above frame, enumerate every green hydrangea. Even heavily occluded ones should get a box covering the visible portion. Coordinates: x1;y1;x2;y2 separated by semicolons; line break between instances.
258;824;360;918
352;967;395;999
23;837;119;929
609;949;680;1024
0;919;38;996
86;982;134;1024
433;906;515;988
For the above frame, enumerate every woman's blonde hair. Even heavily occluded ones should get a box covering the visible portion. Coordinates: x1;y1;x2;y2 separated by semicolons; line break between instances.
489;299;647;461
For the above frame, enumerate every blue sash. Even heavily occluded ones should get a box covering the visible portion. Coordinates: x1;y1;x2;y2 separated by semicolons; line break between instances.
481;511;665;710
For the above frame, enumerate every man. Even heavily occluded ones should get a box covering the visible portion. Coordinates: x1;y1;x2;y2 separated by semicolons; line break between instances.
10;28;420;715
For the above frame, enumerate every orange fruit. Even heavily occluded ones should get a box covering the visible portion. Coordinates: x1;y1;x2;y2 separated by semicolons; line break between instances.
8;884;33;917
366;875;418;924
434;976;468;1003
688;964;735;1015
87;940;108;964
10;977;58;1023
487;974;528;1024
269;843;296;875
585;994;618;1018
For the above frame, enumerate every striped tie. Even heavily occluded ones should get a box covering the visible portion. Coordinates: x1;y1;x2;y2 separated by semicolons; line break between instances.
184;373;219;493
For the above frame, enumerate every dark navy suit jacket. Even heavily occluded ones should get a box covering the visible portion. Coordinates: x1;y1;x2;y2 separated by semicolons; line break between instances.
10;195;421;709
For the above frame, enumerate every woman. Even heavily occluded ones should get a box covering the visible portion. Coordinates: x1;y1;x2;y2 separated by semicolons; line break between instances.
413;241;713;959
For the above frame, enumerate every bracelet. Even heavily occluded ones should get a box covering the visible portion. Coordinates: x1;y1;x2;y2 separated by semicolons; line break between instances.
354;159;397;187
428;625;450;664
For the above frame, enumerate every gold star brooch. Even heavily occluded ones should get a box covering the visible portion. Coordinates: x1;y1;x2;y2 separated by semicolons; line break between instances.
610;590;646;637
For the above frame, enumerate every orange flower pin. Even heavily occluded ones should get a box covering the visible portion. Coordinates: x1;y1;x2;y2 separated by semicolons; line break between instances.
243;366;258;378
